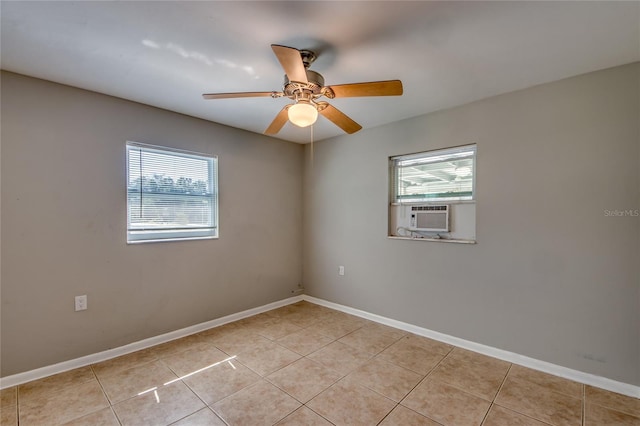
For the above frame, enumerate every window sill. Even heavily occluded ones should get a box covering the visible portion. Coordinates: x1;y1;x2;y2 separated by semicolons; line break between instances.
388;236;476;244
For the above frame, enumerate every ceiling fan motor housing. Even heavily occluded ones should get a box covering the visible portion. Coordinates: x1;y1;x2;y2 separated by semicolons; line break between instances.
283;69;325;97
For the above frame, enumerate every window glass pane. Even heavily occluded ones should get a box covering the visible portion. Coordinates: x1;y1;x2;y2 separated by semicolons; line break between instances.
126;142;218;243
392;145;475;203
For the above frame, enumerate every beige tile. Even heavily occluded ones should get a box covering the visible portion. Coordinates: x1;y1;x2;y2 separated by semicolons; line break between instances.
379;405;442;425
265;304;300;318
276;328;334;355
401;334;453;355
151;334;212;358
401;378;491;426
233;312;275;331
495;376;582;426
275;406;333;425
182;357;260;404
196;322;243;341
348;357;423;402
91;348;158;379
585;402;640;426
339;323;407;354
209;329;270;356
0;387;17;409
278;304;337;328
307;341;373;375
98;360;179;404
0;404;18;426
254;318;304;340
236;339;301;376
61;407;120;426
18;367;96;404
212;380;301;425
307;377;396;426
585;385;640;417
267;357;341;403
283;310;325;328
379;337;449;375
311;307;345;322
305;314;368;339
483;404;551;426
285;300;327;312
301;301;337;313
161;345;230;377
508;365;582;398
428;348;510;400
18;380;109;426
112;381;205;426
171;407;226;425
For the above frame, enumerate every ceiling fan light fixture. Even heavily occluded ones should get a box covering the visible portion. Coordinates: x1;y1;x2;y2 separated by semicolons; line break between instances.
288;101;318;127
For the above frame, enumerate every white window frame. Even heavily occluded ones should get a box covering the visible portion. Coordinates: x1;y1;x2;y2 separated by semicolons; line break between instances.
126;141;218;243
390;144;477;204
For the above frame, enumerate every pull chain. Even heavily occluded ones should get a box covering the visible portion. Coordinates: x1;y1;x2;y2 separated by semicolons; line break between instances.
310;123;314;168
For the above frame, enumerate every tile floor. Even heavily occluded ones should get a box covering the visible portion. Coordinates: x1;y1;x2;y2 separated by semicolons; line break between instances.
1;301;639;426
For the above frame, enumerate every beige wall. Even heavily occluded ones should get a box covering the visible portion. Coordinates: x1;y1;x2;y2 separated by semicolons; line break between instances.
1;72;304;376
303;63;640;386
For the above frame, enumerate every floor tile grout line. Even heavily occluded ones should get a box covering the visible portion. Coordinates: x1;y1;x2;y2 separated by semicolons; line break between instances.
493;371;583;425
67;365;125;426
500;363;584;426
302;402;338;425
373;403;399;426
108;405;123;426
176;373;219;424
90;364;123;425
493;363;513;403
582;383;586;426
14;382;20;425
479;403;494;426
478;363;513;426
391;346;458;424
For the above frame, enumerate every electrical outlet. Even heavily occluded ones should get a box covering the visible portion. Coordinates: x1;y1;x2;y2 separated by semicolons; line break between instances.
75;295;87;311
339;265;345;276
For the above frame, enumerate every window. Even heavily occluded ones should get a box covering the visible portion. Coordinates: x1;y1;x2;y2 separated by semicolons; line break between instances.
126;142;218;243
391;144;476;203
389;144;477;242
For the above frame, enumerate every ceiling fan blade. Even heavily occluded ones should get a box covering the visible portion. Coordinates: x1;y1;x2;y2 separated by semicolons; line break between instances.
327;80;403;98
202;91;280;100
271;44;308;84
318;103;362;134
264;106;290;135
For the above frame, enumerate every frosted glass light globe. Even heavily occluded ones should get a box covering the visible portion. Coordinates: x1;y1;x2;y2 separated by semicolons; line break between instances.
288;102;318;127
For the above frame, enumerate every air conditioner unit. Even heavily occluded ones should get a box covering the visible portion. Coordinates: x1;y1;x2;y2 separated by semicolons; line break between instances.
410;205;449;232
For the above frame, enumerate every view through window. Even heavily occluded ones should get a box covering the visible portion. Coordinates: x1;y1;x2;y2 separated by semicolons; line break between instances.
126;142;218;243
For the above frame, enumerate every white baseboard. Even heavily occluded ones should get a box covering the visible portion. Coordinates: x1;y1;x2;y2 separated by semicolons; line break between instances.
2;293;638;399
0;295;303;389
302;295;640;399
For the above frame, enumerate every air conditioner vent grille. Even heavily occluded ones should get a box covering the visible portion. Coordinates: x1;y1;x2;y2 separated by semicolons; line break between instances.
411;205;448;211
410;205;450;232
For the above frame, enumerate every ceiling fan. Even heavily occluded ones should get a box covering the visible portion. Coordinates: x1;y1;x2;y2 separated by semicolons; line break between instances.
203;45;403;135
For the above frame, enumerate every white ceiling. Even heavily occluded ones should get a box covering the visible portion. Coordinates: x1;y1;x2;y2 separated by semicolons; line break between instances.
2;1;638;144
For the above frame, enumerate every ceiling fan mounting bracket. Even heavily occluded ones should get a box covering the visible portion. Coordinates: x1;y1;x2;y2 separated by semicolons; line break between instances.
299;50;317;69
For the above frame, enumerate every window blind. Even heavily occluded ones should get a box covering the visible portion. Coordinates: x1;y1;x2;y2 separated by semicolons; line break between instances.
126;142;218;243
391;144;476;203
